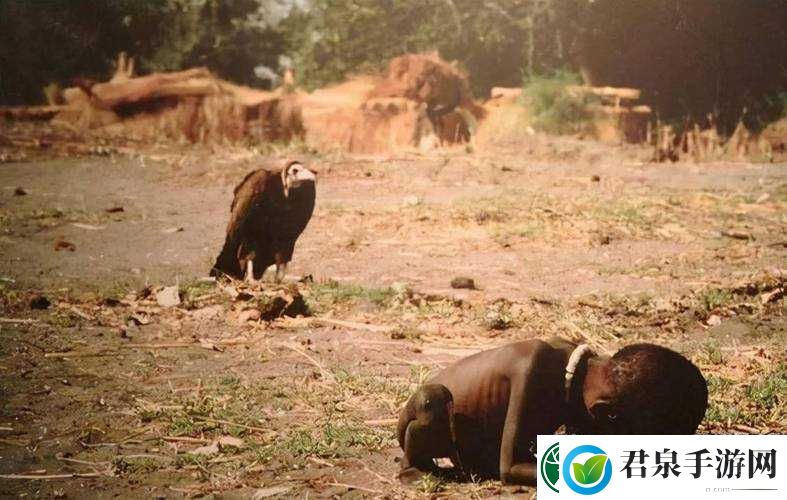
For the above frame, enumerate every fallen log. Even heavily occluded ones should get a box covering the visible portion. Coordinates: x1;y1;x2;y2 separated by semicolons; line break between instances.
0;105;68;121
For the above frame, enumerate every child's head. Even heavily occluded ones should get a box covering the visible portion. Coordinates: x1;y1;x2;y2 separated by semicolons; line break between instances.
584;343;708;434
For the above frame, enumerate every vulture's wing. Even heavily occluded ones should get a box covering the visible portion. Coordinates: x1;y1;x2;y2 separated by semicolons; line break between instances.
211;170;278;278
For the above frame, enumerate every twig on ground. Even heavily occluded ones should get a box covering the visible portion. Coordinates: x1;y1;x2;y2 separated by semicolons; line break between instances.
0;318;39;324
193;417;270;434
116;454;173;461
44;350;116;358
325;481;383;494
309;456;334;468
162;436;212;444
319;318;394;333
363;418;397;427
277;316;394;334
732;424;761;434
284;344;338;384
56;456;109;467
0;472;103;480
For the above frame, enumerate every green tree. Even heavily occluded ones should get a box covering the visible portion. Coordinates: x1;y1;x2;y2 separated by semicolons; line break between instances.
0;0;286;104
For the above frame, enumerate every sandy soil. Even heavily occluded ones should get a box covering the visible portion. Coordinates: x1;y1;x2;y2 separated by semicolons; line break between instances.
0;140;784;498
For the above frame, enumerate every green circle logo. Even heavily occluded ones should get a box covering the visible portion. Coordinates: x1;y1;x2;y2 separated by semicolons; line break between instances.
541;442;560;493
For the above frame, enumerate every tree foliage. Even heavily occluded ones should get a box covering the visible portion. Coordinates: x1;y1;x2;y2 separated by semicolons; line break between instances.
282;0;571;94
1;0;784;133
0;0;285;104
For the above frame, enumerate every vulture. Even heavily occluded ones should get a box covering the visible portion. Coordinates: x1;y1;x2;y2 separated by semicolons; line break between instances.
210;160;316;282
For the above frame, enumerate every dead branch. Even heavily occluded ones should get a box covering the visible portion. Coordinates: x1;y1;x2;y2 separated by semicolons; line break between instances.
0;472;104;480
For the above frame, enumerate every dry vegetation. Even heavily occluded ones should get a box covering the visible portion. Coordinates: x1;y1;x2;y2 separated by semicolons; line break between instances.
0;131;784;498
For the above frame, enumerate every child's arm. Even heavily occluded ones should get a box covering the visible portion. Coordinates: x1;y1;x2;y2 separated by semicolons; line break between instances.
498;346;544;485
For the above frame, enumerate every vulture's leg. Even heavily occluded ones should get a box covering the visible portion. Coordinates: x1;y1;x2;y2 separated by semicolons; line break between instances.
274;262;287;284
245;260;256;284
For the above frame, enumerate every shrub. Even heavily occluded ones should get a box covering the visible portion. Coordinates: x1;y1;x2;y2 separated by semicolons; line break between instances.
522;71;597;135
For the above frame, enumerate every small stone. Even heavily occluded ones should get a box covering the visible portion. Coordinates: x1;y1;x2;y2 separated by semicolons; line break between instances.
190;442;219;456
29;294;51;310
450;277;476;290
402;195;421;207
53;238;76;252
217;436;245;449
155;285;181;308
706;314;722;327
238;309;261;323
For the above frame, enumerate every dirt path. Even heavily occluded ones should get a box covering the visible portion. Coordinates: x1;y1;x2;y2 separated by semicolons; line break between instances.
1;145;784;498
2;150;784;300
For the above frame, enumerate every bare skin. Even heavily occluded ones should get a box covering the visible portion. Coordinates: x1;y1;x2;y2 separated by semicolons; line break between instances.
397;339;617;485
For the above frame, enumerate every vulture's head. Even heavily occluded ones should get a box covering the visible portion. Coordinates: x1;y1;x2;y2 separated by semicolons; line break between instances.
282;161;316;198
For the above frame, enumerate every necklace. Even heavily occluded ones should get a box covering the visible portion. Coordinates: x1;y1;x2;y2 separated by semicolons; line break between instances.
565;344;593;403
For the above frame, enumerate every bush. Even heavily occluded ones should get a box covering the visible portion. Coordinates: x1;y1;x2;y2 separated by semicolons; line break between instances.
522;71;597;135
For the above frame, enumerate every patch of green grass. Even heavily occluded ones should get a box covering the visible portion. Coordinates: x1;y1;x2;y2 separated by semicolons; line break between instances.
267;420;392;463
700;289;733;312
307;280;395;309
217;375;242;389
0;283;22;311
416;473;446;494
705;400;743;426
701;339;725;365
745;363;786;410
168;415;209;437
481;300;519;330
334;369;411;407
590;203;653;228
173;453;211;470
135;379;270;438
180;279;216;305
112;456;164;475
705;375;741;425
705;365;786;427
48;310;81;328
451;197;516;223
488;221;544;246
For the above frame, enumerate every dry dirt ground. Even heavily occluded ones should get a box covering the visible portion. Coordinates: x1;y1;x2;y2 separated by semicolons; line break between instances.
0;138;785;498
